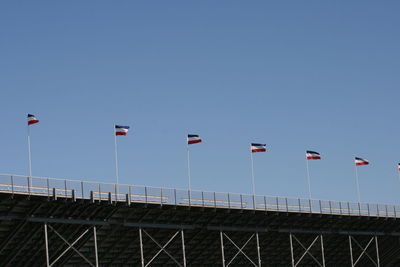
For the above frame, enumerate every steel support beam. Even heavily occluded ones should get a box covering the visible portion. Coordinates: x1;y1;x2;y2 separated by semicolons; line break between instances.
289;233;325;267
139;228;187;267
349;235;380;267
44;224;98;267
219;231;260;267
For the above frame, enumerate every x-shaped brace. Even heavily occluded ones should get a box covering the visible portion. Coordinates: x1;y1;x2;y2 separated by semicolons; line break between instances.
140;229;184;267
349;236;379;266
290;234;325;267
47;225;95;267
222;232;258;267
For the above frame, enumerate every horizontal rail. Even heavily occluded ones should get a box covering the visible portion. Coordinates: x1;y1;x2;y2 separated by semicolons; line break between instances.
0;174;398;219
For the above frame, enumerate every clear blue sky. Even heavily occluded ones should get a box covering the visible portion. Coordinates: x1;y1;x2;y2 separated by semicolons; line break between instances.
1;1;400;204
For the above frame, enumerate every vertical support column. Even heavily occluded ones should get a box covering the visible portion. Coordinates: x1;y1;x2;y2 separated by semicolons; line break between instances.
349;235;354;267
220;231;226;267
139;228;145;267
181;230;187;267
375;236;380;267
289;233;295;267
93;226;99;267
256;232;262;267
320;235;326;267
44;223;50;267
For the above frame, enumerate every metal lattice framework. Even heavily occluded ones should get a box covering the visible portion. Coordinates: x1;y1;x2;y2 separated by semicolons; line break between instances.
0;173;399;266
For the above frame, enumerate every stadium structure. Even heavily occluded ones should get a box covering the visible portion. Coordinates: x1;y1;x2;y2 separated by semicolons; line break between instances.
0;174;399;266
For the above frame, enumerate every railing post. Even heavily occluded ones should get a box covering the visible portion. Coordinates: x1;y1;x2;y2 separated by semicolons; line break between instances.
128;185;132;204
298;198;301;212
276;197;279;211
145;187;148;204
240;194;243;209
347;202;351;215
188;190;191;208
264;196;267;212
81;181;84;199
64;179;67;198
98;183;101;201
367;203;370;216
319;200;322;214
329;201;332;214
160;188;163;206
309;199;312;213
11;175;14;196
214;192;217;208
285;198;289;212
202;191;205;207
385;205;388;218
227;193;231;209
174;189;177;207
27;176;31;195
377;204;380;217
358;203;361;216
47;178;50;198
339;202;342;215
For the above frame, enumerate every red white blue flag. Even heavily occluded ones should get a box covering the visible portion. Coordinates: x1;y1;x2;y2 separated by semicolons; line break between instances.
306;151;321;160
27;114;39;125
115;125;130;136
397;163;400;171
187;134;202;145
251;143;266;153
355;157;369;166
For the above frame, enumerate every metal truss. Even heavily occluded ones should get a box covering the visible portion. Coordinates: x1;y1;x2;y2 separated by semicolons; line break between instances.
349;235;380;267
289;233;325;267
44;223;99;267
220;231;261;267
139;228;187;267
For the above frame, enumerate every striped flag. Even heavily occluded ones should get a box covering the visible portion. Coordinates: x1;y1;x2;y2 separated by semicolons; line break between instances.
27;114;39;125
397;163;400;171
115;125;130;136
306;151;321;160
355;157;369;166
187;134;202;145
251;143;266;153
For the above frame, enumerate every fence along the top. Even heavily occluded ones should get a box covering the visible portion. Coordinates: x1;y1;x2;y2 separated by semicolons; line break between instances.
0;174;398;218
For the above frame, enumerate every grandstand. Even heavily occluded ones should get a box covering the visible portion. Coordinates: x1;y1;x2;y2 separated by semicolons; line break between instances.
0;174;399;266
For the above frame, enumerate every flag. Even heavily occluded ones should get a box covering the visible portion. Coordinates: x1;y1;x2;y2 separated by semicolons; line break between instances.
251;143;266;153
306;151;321;160
27;114;39;125
187;134;202;145
355;157;369;166
398;163;400;171
115;125;130;136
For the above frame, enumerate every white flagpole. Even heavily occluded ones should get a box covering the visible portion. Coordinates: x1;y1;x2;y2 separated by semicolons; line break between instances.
250;151;256;196
354;164;361;203
114;127;119;186
187;143;191;192
27;124;32;177
305;159;312;199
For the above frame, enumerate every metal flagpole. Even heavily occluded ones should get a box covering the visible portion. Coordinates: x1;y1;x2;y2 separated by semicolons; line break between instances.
354;165;361;203
250;151;256;196
187;144;191;192
114;126;119;186
306;159;312;199
27;124;32;177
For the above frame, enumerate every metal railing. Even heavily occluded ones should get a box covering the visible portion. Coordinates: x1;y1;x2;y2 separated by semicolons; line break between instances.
0;174;398;218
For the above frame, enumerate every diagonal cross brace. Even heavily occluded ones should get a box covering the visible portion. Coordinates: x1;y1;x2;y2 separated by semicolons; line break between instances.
350;236;379;267
141;229;184;267
222;232;259;267
292;235;322;267
290;234;325;267
47;225;95;267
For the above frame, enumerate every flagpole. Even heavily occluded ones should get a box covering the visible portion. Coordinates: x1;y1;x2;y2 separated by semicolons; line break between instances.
114;127;119;186
187;143;191;192
305;159;312;199
27;124;32;177
250;151;256;196
354;165;361;203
